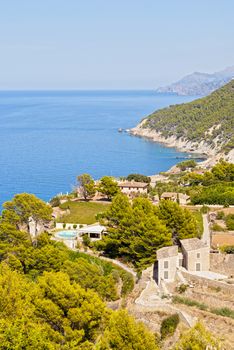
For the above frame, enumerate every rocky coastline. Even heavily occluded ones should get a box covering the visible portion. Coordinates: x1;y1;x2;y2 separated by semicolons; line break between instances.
130;121;234;167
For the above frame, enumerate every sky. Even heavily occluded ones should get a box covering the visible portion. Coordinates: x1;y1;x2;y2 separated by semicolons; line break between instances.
0;0;234;89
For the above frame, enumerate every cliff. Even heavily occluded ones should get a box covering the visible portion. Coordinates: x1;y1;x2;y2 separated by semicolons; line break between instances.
131;81;234;164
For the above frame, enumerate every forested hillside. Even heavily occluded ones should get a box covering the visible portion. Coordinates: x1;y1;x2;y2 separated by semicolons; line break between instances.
140;81;234;154
0;193;223;348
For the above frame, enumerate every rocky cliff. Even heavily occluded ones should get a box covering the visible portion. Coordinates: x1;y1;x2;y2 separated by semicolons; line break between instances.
132;81;234;164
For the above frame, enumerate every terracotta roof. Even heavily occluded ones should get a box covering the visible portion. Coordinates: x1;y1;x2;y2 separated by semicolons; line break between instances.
180;238;207;251
157;245;178;259
118;181;148;188
161;192;177;198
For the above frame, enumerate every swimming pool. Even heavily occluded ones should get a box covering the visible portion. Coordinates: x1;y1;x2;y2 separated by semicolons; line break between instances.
56;230;77;239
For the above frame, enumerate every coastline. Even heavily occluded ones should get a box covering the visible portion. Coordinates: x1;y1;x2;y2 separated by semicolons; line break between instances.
130;121;215;157
129;121;234;168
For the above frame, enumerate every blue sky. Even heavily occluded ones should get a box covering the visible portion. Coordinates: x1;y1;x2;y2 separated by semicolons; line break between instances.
0;0;233;89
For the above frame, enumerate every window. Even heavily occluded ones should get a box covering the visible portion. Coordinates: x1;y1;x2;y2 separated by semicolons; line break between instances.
164;261;169;268
164;271;169;279
197;253;200;258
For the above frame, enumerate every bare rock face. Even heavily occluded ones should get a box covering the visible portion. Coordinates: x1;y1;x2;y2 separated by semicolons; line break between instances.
28;217;51;240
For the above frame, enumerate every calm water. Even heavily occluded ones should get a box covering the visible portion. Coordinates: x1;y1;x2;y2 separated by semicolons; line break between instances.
0;90;197;205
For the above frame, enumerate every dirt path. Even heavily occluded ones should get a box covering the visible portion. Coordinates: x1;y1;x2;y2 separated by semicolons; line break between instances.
202;214;210;247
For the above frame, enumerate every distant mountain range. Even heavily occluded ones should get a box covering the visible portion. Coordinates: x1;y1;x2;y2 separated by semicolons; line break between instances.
156;66;234;96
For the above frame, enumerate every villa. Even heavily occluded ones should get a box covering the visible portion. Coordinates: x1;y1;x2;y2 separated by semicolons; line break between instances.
117;181;148;197
155;238;210;284
161;192;190;205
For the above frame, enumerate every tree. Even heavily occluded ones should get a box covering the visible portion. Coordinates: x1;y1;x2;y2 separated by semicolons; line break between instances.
1;193;52;234
95;195;172;270
126;173;150;184
177;160;197;171
156;200;199;243
97;309;159;350
173;322;222;350
98;176;119;200
77;174;96;200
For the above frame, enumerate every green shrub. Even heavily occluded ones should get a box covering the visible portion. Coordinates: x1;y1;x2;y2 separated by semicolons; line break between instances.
177;160;197;171
211;307;234;319
82;234;91;248
160;314;179;339
200;205;210;214
212;223;225;232
50;195;60;207
177;284;188;294
220;245;234;254
173;296;208;311
216;211;225;220
225;214;234;230
118;270;134;296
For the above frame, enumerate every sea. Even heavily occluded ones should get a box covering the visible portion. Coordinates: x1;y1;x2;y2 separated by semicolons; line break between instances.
0;90;198;206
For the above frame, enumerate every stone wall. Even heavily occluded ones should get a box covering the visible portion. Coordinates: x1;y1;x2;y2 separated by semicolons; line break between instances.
210;253;234;277
181;270;234;295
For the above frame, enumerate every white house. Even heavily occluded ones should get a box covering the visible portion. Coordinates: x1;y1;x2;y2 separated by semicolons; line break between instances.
77;224;106;241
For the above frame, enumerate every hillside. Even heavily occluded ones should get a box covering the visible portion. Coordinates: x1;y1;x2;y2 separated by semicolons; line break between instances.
131;81;234;161
156;66;234;96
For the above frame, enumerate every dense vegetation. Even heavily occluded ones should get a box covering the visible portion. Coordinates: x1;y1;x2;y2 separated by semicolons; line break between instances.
184;161;234;205
141;81;234;152
156;161;234;205
95;194;200;270
125;173;151;183
0;193;222;348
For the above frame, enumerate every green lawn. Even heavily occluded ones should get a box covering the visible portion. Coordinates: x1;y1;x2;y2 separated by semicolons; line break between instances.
58;200;110;224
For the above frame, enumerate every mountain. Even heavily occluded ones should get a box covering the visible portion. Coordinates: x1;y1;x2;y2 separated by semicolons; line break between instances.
131;81;234;163
156;66;234;96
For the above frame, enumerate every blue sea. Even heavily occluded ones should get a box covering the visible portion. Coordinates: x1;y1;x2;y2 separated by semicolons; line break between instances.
0;90;198;206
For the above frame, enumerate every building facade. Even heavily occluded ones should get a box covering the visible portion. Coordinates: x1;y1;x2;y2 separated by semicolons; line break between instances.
117;181;148;197
180;238;210;271
161;192;190;205
155;238;210;284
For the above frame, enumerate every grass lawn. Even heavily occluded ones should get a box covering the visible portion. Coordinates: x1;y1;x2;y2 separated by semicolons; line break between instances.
58;200;111;224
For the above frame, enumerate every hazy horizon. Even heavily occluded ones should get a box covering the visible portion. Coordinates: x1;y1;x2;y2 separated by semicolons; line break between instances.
1;0;234;90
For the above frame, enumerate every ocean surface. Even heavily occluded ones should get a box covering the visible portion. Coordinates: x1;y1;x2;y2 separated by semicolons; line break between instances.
0;90;198;206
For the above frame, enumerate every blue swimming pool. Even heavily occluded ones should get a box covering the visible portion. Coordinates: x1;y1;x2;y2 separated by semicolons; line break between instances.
56;230;77;239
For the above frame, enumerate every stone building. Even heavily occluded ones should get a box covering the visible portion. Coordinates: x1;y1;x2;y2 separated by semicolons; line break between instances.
117;181;148;197
180;238;210;272
161;192;190;205
155;246;179;283
155;238;210;284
